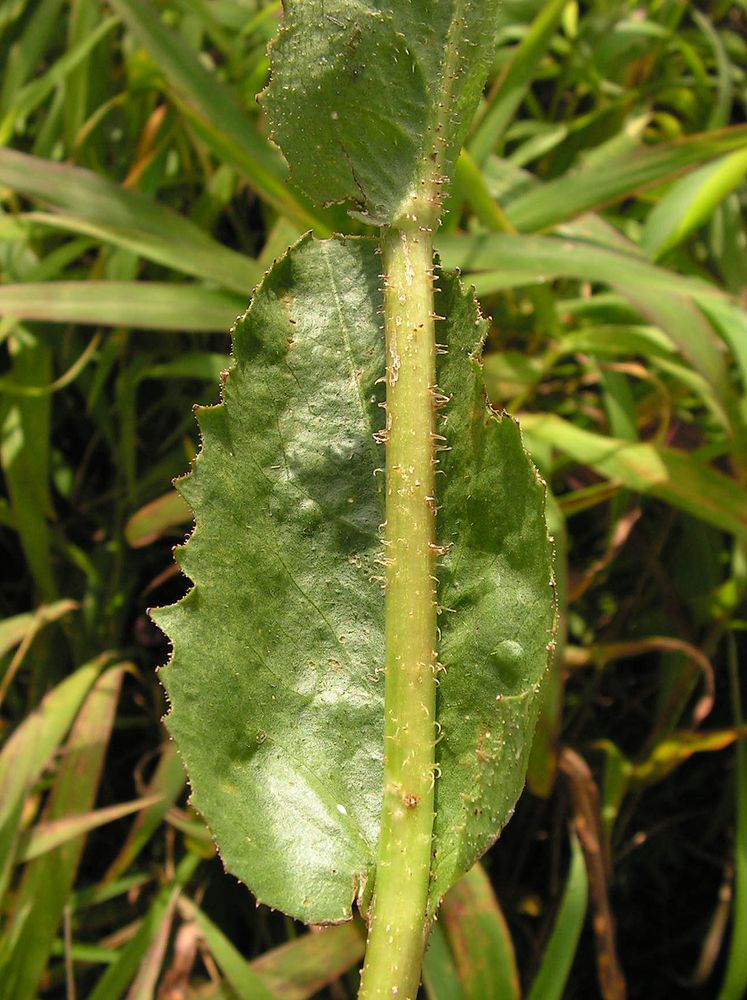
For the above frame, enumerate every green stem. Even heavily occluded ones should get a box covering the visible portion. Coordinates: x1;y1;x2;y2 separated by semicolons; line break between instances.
359;224;438;1000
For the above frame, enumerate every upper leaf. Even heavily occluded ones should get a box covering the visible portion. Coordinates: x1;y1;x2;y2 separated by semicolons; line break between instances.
262;1;503;224
155;236;554;923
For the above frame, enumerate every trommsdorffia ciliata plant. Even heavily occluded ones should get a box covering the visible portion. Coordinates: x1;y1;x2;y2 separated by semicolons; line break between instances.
153;3;557;996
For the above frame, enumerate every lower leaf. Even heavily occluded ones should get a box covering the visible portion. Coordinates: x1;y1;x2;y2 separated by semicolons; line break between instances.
154;234;555;924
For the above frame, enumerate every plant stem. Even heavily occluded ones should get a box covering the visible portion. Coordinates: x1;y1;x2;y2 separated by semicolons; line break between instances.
359;223;438;1000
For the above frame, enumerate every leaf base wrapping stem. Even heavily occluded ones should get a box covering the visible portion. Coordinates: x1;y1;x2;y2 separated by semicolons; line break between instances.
359;226;438;999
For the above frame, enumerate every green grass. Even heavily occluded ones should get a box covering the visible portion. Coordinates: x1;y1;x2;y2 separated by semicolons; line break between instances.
1;0;746;997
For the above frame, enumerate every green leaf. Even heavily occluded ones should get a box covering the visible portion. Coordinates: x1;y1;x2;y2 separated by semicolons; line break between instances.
429;271;554;913
155;235;553;924
157;236;387;925
263;1;504;224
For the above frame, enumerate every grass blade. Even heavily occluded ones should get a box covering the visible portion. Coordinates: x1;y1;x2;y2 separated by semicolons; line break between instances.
527;829;588;1000
0;659;103;816
108;0;325;232
697;297;747;407
693;10;733;130
88;854;200;1000
559;749;626;1000
718;635;747;1000
177;898;280;1000
139;353;232;383
437;231;738;432
0;664;125;1000
504;125;747;232
197;921;366;1000
641;147;747;260
0;328;55;599
440;863;520;1000
454;149;515;233
520;413;747;541
18;795;163;863
0;148;261;293
62;0;99;147
423;924;467;1000
104;741;185;882
436;232;723;301
0;16;118;145
0;282;244;331
248;923;366;1000
0;598;76;658
469;0;567;164
125;492;193;547
613;281;736;433
0;657;104;904
126;890;178;1000
0;0;67;114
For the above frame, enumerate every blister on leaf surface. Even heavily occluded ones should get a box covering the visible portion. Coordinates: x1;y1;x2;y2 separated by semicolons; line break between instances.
155;235;554;923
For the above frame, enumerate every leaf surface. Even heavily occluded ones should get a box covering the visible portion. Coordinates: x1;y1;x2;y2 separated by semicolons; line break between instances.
263;1;503;223
155;236;553;923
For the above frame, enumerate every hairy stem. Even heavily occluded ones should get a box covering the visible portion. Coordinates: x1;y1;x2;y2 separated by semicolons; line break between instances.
359;223;438;999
